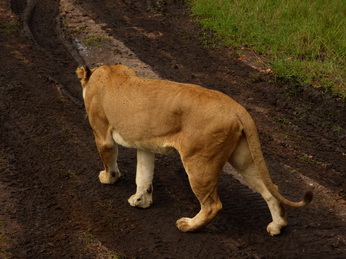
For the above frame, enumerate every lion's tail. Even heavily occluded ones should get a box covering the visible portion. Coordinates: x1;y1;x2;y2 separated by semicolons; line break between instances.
76;65;92;88
237;108;313;208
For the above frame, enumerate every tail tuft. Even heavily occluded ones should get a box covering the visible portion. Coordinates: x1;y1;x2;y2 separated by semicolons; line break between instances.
76;65;91;87
303;190;313;205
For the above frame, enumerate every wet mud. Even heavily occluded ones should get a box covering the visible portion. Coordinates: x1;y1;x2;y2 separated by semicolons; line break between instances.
1;0;345;258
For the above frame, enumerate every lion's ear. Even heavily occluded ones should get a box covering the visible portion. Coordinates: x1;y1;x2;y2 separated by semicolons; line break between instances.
76;66;91;87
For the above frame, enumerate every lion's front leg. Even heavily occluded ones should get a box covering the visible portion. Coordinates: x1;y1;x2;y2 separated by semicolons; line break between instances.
96;137;121;185
128;149;155;208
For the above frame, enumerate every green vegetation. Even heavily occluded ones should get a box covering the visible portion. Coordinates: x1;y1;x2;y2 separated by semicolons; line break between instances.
3;20;20;34
84;34;107;47
111;254;128;259
276;117;291;125
301;153;325;166
289;168;300;174
188;0;346;97
62;23;87;34
65;169;80;179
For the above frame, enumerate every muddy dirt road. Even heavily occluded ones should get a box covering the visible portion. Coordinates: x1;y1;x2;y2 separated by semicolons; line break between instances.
1;0;345;258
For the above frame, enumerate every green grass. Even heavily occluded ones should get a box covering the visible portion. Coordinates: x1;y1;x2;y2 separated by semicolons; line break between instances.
188;0;346;97
84;35;107;45
3;20;20;34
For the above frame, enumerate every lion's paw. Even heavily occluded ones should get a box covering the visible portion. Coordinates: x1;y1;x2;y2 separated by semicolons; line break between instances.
128;192;152;208
266;222;286;236
176;217;195;232
98;170;120;184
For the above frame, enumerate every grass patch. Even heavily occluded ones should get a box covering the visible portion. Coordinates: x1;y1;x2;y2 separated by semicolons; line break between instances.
62;23;87;34
276;117;291;125
188;0;346;97
301;153;326;167
2;20;20;34
66;169;79;178
111;253;128;259
84;34;107;47
57;169;80;179
289;168;300;174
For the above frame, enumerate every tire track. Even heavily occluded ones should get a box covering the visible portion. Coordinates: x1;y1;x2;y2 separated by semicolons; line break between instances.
17;0;81;100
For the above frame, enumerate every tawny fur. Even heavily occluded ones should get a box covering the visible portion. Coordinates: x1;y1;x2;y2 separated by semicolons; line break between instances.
76;64;313;236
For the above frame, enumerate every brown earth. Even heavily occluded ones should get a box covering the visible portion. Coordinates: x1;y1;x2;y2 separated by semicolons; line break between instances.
1;0;345;258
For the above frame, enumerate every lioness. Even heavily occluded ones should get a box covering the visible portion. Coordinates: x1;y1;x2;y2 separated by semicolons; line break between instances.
76;64;313;236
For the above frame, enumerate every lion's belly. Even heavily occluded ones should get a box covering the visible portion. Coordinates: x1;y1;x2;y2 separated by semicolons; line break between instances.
112;130;134;148
111;130;175;154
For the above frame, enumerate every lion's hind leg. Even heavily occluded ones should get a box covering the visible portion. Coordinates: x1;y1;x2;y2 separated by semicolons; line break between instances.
229;135;288;235
176;156;223;232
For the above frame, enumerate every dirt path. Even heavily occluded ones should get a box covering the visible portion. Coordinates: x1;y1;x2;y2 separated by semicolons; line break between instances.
1;0;345;258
